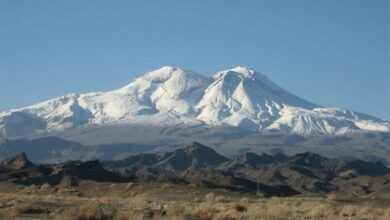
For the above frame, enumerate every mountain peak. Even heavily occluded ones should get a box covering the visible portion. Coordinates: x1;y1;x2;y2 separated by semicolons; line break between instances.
159;142;228;171
230;66;256;76
152;65;181;74
159;65;177;71
213;66;266;80
184;141;213;153
143;66;202;79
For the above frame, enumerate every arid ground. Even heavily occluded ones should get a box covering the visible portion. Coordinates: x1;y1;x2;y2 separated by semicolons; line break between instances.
0;181;389;220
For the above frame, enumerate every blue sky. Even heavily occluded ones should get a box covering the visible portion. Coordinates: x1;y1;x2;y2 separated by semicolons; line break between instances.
0;0;389;119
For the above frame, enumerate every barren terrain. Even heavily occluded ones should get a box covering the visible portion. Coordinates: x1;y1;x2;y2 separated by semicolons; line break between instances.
0;181;389;220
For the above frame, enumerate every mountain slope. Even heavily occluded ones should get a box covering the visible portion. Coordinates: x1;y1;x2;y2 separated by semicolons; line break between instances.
196;66;317;131
0;66;389;137
101;143;390;195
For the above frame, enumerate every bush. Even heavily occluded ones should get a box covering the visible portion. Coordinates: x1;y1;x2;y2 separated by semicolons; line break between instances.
63;204;115;220
184;203;219;220
229;203;247;212
214;195;226;203
168;202;185;216
326;193;354;202
307;204;334;218
11;204;49;216
205;193;215;202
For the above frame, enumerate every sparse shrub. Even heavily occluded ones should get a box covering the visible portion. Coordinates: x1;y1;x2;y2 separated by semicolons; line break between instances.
4;181;390;220
326;193;338;202
293;200;302;207
307;204;334;218
379;208;390;220
40;183;52;189
327;193;354;202
168;202;186;216
146;202;166;217
193;197;202;203
11;204;49;216
247;202;266;218
184;203;219;220
128;195;147;210
63;204;115;220
214;195;226;202
162;183;171;189
142;207;154;218
205;193;215;202
126;182;136;190
240;197;249;203
357;207;382;220
264;200;294;218
196;205;219;220
339;204;357;217
112;212;142;220
213;210;240;220
229;203;247;212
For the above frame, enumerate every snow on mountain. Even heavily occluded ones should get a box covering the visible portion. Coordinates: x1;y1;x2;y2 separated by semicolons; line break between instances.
195;66;317;131
76;66;210;124
0;66;389;137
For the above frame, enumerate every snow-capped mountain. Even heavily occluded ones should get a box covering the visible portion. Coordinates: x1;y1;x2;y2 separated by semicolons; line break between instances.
1;66;389;137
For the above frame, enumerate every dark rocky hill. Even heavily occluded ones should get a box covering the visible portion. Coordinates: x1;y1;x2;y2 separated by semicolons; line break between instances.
1;142;389;197
0;152;34;171
0;153;127;187
103;143;390;196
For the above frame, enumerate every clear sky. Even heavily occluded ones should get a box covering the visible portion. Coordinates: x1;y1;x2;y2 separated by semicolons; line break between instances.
0;0;389;119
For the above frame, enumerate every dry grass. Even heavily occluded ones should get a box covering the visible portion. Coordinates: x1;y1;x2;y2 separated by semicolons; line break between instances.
11;203;49;216
229;203;247;212
183;203;219;220
205;192;215;202
62;204;115;220
379;208;390;220
168;202;186;217
5;196;390;220
1;181;389;220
